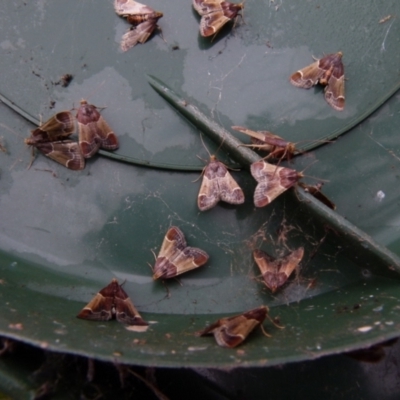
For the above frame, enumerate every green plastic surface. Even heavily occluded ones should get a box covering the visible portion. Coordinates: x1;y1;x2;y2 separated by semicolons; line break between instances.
0;1;399;169
1;0;400;374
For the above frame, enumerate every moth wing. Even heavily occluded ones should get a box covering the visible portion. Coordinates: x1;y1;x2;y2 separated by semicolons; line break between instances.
290;60;325;89
31;111;76;142
253;249;275;275
159;226;187;258
114;0;153;15
251;161;299;207
36;141;85;170
115;297;148;325
78;122;102;158
217;171;245;205
279;247;304;277
193;0;223;15
94;117;119;150
198;169;220;211
325;74;345;111
170;246;209;276
200;11;231;36
77;293;113;321
120;20;157;51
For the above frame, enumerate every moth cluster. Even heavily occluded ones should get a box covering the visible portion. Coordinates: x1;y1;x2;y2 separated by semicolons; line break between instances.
113;0;245;51
35;0;345;350
25;100;119;170
113;2;345;111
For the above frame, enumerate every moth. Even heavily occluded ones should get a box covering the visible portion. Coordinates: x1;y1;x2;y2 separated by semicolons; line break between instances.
232;126;298;161
197;306;271;348
198;155;245;211
25;111;85;170
290;52;345;111
76;99;119;158
152;226;209;280
193;0;244;37
77;278;148;326
250;160;303;207
253;247;304;293
299;182;336;210
114;0;163;51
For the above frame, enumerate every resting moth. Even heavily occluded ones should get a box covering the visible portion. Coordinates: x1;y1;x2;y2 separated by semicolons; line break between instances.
232;126;298;161
290;52;345;111
77;278;148;326
198;155;245;211
299;182;336;210
114;0;163;51
193;0;244;38
76;100;119;158
152;226;209;280
250;160;302;207
253;247;304;293
25;112;85;170
197;306;270;348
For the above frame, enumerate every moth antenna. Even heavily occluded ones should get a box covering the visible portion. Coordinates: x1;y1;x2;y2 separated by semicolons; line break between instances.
266;313;284;329
162;280;171;299
150;249;158;262
199;133;212;159
260;323;272;338
157;26;166;43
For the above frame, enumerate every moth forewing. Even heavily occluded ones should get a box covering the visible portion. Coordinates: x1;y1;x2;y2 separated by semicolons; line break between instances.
77;293;114;321
198;155;245;211
197;306;269;348
77;279;148;326
76;100;119;158
253;248;304;292
28;111;76;144
35;142;85;171
250;161;302;207
152;226;209;280
115;297;148;325
290;61;324;89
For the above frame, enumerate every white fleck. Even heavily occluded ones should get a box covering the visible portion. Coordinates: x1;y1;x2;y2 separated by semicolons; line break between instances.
188;346;208;351
374;321;381;325
385;321;394;325
125;325;149;333
316;343;321;350
375;190;385;201
9;262;17;268
357;326;373;333
373;306;383;312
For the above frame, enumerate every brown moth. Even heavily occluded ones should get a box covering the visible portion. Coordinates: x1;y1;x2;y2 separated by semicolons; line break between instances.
114;0;163;51
290;52;345;111
253;247;304;293
193;0;244;37
197;306;269;348
198;155;245;211
25;112;85;170
299;182;336;210
76;100;119;158
250;160;302;207
232;126;298;160
153;226;209;280
77;278;148;326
